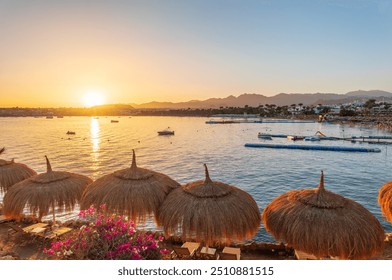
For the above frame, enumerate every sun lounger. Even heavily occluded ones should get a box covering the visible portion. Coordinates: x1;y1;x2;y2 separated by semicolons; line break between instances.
171;242;200;259
0;215;11;224
8;222;49;238
200;246;218;259
42;227;73;240
8;224;29;237
22;223;49;233
218;247;241;260
294;250;318;260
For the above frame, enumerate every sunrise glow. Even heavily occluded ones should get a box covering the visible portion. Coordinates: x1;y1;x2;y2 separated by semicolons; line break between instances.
82;91;106;107
0;1;391;108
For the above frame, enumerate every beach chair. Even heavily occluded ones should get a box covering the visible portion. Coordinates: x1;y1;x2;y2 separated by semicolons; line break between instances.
7;224;29;237
294;250;318;260
171;242;200;259
218;247;241;260
8;222;50;240
0;215;12;224
22;223;49;233
43;226;73;240
200;246;218;259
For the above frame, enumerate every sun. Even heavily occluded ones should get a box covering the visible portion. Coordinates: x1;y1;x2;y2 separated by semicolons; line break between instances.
82;91;106;107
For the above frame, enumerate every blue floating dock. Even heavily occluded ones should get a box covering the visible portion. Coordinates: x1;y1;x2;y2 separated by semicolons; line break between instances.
368;135;392;139
244;143;381;153
261;120;316;123
258;133;288;138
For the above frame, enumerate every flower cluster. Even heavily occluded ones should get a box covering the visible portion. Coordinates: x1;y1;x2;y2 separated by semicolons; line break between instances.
43;205;167;260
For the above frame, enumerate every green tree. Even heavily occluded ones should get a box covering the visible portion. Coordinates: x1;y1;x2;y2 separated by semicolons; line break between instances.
364;99;376;109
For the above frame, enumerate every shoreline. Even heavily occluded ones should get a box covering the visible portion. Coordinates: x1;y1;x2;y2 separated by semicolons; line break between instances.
1;113;392;133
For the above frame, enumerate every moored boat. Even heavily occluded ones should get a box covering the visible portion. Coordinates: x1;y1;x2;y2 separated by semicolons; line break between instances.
158;127;175;135
287;135;304;141
304;136;321;141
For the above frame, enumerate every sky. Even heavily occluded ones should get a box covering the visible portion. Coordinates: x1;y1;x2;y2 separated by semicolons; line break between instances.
0;0;391;107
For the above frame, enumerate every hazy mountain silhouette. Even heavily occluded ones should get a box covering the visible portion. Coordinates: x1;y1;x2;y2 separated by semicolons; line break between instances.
130;90;392;109
345;90;392;97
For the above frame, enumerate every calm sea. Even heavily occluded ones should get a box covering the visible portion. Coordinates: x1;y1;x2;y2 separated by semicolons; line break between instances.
1;116;392;242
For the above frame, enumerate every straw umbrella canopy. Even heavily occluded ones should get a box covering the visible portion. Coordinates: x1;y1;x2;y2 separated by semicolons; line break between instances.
81;150;181;223
0;147;37;193
378;181;392;224
262;171;385;259
157;164;261;247
3;156;93;222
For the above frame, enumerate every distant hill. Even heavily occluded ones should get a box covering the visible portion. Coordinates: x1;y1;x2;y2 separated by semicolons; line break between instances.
130;95;260;109
267;93;342;106
130;90;392;109
345;90;392;98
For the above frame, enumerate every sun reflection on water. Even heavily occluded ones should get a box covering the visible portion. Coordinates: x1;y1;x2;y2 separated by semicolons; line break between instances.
90;117;100;167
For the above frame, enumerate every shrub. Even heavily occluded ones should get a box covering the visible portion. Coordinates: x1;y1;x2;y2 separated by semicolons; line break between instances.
43;205;168;260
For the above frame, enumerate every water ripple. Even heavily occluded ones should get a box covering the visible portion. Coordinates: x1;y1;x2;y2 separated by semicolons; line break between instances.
1;116;391;242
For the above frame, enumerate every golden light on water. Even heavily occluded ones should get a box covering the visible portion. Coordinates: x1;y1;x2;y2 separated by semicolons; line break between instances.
82;90;106;107
90;117;100;165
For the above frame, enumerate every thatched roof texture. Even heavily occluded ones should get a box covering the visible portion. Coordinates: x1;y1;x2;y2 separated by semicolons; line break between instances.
157;164;261;246
81;150;180;223
379;181;392;224
3;156;92;221
0;147;37;192
262;171;385;259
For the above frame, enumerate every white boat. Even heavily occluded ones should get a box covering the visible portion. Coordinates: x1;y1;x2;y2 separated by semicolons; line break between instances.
304;136;321;141
287;135;304;141
158;127;174;135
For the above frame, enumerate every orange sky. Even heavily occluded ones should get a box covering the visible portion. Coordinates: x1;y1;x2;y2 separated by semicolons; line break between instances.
1;1;391;108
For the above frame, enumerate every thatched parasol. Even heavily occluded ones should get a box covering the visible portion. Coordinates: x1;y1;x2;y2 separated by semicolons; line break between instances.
80;150;180;223
262;171;385;259
0;147;37;193
157;164;261;246
3;156;93;222
378;181;392;224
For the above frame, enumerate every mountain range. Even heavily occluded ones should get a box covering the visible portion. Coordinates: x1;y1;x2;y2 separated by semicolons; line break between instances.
129;90;392;109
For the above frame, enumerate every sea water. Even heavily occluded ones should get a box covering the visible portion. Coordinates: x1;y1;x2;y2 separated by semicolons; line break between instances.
1;116;392;242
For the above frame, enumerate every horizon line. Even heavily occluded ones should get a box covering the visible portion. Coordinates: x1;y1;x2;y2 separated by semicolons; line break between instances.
2;89;391;109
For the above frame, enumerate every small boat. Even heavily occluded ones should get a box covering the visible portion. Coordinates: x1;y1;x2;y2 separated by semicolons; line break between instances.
158;127;175;135
66;131;76;135
46;116;53;119
287;135;304;141
304;136;321;141
111;120;119;123
57;116;64;118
